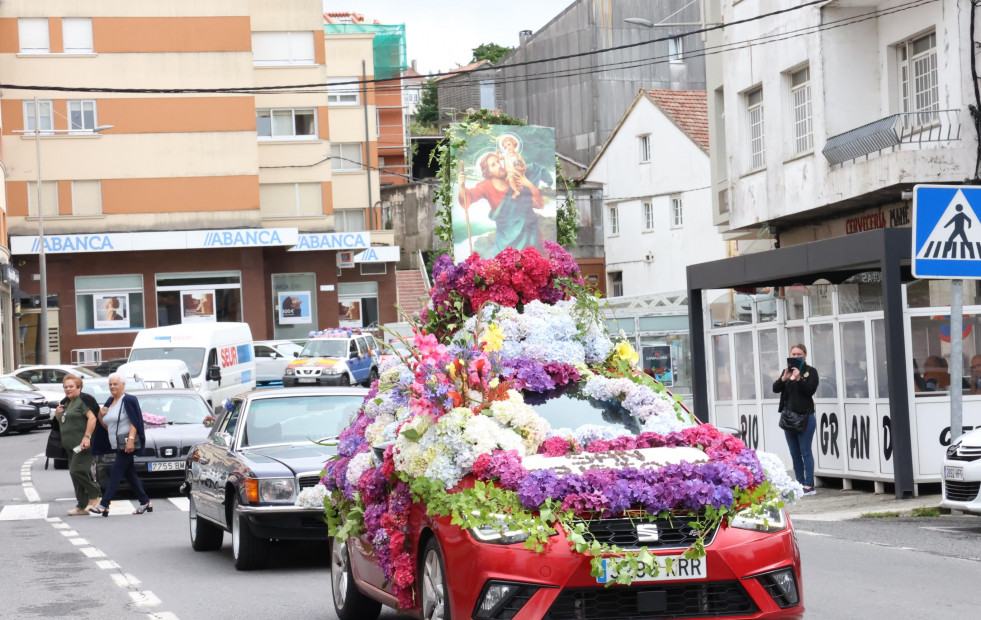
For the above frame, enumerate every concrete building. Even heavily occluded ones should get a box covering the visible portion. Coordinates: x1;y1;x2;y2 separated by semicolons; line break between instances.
499;0;708;165
434;59;500;127
691;0;977;497
0;0;397;366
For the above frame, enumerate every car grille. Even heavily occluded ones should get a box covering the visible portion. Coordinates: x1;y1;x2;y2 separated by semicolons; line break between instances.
142;446;192;458
294;368;322;377
945;481;981;502
575;516;717;550
544;582;757;619
949;445;981;462
298;474;321;489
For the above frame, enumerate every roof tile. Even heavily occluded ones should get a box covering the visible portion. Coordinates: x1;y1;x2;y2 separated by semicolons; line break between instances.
644;89;709;153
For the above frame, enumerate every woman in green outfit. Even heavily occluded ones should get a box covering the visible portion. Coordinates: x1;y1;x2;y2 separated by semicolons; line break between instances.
55;375;101;516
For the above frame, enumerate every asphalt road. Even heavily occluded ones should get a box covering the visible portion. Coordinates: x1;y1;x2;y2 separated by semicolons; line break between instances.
3;428;981;619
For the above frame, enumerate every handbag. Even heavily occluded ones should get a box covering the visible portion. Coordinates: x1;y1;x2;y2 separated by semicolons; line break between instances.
778;410;809;434
114;399;142;450
45;425;66;459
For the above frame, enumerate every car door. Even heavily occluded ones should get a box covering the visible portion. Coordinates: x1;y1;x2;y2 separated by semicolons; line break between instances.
350;338;369;382
189;399;242;524
253;345;277;383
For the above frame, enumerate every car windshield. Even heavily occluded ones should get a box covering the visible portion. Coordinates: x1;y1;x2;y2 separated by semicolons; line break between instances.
527;386;642;437
0;376;39;391
129;348;205;376
137;394;211;424
83;379;147;403
299;339;347;359
72;367;100;378
241;394;365;447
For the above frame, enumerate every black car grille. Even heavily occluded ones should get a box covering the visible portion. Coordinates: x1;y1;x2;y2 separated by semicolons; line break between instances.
575;516;716;550
298;475;321;489
544;582;757;620
142;446;192;458
945;481;981;502
949;446;981;462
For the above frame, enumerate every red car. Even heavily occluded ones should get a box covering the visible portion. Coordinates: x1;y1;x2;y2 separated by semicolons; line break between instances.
329;390;804;620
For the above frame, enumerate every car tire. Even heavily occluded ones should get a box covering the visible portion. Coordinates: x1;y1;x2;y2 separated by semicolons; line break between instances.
339;374;350;386
0;411;11;437
189;497;224;552
331;537;381;620
53;459;68;470
231;496;268;570
419;537;451;620
363;368;378;387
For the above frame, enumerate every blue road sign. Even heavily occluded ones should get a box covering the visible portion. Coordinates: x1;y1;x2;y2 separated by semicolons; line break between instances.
913;184;981;279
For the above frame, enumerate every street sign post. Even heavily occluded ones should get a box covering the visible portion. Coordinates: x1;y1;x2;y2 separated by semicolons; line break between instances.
912;184;981;444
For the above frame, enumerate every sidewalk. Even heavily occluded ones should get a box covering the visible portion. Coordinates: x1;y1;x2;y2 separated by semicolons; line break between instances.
786;487;944;521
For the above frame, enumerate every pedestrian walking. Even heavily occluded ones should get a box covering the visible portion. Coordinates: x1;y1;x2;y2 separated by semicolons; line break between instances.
773;344;820;496
89;373;151;517
55;375;102;516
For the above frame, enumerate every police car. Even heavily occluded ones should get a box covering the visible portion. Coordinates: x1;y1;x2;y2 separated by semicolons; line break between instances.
282;329;379;387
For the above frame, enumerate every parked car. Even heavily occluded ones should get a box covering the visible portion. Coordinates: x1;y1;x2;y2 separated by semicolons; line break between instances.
184;387;368;570
0;375;60;426
9;365;100;393
116;360;193;390
941;427;981;514
283;331;379;388
0;379;50;436
93;357;129;377
82;377;147;404
254;340;303;384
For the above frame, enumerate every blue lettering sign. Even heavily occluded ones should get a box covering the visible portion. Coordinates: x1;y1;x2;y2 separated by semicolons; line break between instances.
364;249;378;261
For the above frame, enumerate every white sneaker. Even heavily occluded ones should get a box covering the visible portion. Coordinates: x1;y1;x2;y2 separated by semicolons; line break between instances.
802;488;817;496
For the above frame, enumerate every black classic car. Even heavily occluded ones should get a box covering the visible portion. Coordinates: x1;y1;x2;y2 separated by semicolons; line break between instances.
0;377;51;436
183;387;368;570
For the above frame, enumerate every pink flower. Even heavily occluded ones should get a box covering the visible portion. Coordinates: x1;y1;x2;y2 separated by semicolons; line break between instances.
541;436;575;457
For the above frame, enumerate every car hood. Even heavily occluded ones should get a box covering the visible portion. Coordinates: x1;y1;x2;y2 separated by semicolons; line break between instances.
241;443;335;475
957;427;981;448
521;446;709;473
143;424;211;450
0;390;48;404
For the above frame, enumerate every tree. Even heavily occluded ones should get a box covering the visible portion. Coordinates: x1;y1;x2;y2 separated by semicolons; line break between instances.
471;43;511;64
415;78;439;126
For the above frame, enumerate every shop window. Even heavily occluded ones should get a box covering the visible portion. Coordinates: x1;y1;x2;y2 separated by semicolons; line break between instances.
76;275;145;332
784;285;806;321
360;263;386;275
155;271;242;326
786;326;804;351
907;280;981;308
733;331;756;400
757;288;777;323
338;282;378;329
712;334;732;401
840;321;869;398
808;283;834;317
911;314;981;395
838;272;884;313
810;323;838;398
758;328;781;398
872;319;889;399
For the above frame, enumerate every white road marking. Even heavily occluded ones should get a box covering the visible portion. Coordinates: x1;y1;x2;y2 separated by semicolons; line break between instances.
130;591;162;607
168;497;190;511
148;612;180;620
69;537;89;546
24;486;41;502
96;560;120;569
52;522;71;529
45;517;62;523
80;547;106;558
796;530;831;537
60;530;79;537
112;573;142;588
0;503;49;520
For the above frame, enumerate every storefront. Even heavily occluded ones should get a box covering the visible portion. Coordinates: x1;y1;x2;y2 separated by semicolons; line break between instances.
9;228;399;365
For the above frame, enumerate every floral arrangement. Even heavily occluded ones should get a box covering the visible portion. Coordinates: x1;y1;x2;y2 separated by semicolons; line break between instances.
314;244;795;610
202;414;216;428
142;412;166;426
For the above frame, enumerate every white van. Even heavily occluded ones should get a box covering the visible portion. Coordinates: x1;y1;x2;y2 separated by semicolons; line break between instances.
115;360;193;390
128;322;256;410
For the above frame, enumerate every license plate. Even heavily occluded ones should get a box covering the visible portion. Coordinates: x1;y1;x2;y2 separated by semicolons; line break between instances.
944;465;964;481
597;555;707;583
148;461;186;472
297;377;316;383
40;406;50;414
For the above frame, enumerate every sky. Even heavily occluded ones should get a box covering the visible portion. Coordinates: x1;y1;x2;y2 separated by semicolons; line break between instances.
323;0;575;75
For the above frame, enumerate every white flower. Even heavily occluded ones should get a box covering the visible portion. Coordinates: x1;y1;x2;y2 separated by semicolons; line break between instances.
295;483;327;509
756;450;804;502
345;452;375;487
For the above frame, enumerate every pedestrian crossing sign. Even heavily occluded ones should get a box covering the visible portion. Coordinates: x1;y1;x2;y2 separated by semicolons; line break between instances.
913;184;981;279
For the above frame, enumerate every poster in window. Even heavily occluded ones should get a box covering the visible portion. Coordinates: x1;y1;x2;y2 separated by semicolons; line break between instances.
181;290;216;323
278;291;312;325
93;293;130;329
642;345;673;386
338;297;362;329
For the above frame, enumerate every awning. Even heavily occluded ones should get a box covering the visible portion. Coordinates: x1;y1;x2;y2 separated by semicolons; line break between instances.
354;246;400;263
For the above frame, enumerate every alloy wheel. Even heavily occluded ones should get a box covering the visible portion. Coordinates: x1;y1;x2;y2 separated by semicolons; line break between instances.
422;548;446;620
331;539;349;608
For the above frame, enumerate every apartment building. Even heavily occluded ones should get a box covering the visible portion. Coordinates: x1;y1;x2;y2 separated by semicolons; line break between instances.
691;0;976;497
0;0;395;365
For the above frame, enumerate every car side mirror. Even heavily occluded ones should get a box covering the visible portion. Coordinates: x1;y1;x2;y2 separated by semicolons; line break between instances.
207;365;221;383
269;353;279;359
292;352;299;358
213;431;231;447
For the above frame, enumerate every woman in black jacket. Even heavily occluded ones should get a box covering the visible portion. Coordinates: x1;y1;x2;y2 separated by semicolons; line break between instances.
773;344;820;495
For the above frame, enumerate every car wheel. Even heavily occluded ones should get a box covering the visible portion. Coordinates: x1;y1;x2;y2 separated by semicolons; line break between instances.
363;368;378;387
0;412;10;437
189;497;224;551
331;537;382;620
53;459;68;470
231;496;269;570
420;537;451;620
339;374;351;386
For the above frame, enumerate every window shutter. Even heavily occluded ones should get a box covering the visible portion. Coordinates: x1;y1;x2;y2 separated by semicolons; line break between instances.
19;18;49;53
63;18;93;53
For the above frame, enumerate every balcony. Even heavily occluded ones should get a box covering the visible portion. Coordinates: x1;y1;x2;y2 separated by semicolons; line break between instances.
822;109;961;167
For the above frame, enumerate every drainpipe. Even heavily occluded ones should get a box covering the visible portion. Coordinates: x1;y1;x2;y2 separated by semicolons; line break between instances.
363;60;374;230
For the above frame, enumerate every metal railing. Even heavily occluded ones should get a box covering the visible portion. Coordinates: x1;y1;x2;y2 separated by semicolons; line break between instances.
822;108;961;166
417;249;431;292
71;346;131;367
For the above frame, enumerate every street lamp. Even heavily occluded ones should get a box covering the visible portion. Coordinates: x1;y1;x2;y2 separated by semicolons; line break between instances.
14;96;112;364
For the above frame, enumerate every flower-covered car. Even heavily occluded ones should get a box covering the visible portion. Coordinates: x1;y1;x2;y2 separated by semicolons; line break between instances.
283;330;379;387
311;244;804;620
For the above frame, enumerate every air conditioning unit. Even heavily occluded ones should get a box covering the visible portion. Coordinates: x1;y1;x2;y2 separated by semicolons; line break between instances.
76;349;102;365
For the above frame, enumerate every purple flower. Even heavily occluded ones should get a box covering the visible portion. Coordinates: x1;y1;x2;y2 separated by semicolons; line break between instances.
517;469;560;508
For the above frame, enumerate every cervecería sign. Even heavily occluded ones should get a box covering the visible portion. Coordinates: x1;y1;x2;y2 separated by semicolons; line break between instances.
845;204;910;234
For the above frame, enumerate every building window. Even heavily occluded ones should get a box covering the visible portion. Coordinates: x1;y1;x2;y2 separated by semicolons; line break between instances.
338;282;379;329
68;100;97;132
62;18;93;54
251;31;315;66
609;205;619;235
668;37;684;62
360;262;387;275
403;90;419;104
155;271;243;326
479;80;495;110
27;181;59;217
747;88;764;170
608;271;623;298
18;18;49;53
644;201;654;230
335;209;366;232
672;196;684;227
71;180;102;216
331;143;364;172
256;108;316;139
23;100;54;133
898;31;938;124
790;66;812;154
327;78;360;105
76;275;145;332
638;134;651;163
259;183;322;218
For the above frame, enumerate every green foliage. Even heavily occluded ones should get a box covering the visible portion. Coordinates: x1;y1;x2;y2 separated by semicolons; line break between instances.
910;507;945;517
860;511;901;518
416;78;439;126
409;121;439;136
472;42;512;64
555;156;580;248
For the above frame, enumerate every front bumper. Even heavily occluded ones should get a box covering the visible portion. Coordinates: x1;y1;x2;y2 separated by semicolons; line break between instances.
940;457;981;514
433;518;803;620
236;504;328;540
283;374;349;387
7;403;45;430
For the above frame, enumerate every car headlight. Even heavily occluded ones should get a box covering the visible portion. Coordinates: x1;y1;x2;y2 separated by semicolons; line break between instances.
325;364;347;376
14;398;30;405
730;506;788;533
244;477;296;503
948;441;962;458
284;367;295;376
469;512;558;545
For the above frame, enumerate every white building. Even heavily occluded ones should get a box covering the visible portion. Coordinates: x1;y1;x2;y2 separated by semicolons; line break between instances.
692;0;979;497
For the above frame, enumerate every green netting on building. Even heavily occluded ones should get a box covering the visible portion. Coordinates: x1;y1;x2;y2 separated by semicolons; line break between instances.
323;23;407;80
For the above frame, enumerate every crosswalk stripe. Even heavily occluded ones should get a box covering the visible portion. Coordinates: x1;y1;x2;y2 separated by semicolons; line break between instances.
0;504;49;520
168;497;190;511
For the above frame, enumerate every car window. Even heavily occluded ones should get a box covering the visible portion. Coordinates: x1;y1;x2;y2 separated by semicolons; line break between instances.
301;339;346;358
73;367;100;378
349;340;359;357
138;394;210;424
255;346;274;358
49;370;67;384
215;399;243;439
241;395;365;447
